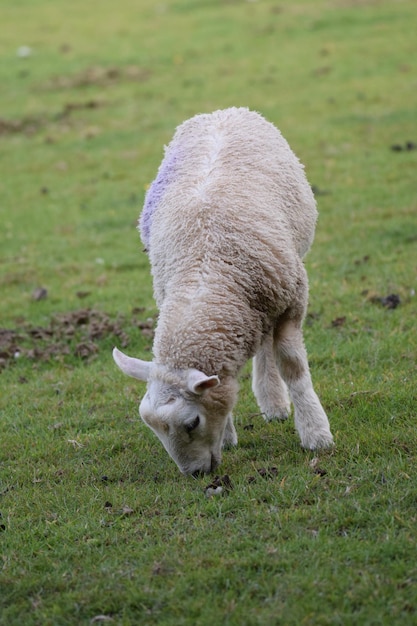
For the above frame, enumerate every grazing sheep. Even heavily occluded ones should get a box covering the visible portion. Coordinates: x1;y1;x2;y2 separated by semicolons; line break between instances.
113;107;333;476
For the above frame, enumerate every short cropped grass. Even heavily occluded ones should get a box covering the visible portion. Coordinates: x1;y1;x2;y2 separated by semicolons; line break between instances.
1;0;416;624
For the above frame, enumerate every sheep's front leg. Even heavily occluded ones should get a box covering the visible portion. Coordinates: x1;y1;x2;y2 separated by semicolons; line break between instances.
252;332;291;421
274;318;333;449
222;413;238;448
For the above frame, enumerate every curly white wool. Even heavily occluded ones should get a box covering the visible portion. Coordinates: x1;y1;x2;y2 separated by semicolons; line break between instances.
114;108;333;476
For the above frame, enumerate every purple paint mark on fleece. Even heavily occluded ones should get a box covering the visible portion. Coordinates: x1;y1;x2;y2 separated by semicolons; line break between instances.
140;147;180;251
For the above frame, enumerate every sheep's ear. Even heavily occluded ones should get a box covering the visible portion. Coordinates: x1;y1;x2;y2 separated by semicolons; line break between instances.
187;370;220;395
112;347;152;381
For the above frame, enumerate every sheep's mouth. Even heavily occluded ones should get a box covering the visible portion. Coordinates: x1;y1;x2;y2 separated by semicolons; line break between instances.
210;453;220;473
190;453;219;478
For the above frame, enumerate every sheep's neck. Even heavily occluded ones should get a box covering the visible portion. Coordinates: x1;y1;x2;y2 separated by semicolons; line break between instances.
153;286;267;378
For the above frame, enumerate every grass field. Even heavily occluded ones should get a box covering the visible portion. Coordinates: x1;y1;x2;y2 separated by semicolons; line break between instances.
1;0;416;624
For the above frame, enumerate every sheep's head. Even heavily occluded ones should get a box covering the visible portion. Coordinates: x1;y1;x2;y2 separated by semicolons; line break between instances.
112;347;237;475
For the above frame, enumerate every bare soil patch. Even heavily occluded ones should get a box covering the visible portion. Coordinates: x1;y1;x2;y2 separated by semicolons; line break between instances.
0;308;156;370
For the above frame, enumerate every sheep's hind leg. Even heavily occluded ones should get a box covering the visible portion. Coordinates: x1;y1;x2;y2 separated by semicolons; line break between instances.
252;332;291;421
274;317;333;450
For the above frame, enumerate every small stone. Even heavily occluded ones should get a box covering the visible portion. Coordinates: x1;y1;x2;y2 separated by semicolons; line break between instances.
17;46;32;58
205;486;223;498
32;287;48;301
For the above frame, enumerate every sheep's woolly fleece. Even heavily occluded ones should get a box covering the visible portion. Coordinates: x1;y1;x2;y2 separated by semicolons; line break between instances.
140;107;317;377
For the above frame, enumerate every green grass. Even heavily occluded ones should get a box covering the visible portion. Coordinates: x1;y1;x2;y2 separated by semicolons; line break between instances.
1;0;416;623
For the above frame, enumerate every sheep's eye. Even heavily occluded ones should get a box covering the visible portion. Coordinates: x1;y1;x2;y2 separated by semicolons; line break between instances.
185;415;200;434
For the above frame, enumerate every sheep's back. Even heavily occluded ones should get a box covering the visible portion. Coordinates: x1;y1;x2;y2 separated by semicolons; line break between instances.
141;108;317;305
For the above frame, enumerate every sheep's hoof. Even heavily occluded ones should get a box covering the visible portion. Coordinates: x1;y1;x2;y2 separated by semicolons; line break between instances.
262;408;290;422
222;435;238;449
301;431;334;450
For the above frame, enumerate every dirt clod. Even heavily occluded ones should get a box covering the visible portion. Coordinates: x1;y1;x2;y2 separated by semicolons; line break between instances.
257;467;279;479
74;341;98;359
331;316;346;328
370;293;401;309
32;287;48;301
243;423;254;431
247;467;280;483
204;474;233;497
380;294;401;309
390;141;416;152
47;65;151;90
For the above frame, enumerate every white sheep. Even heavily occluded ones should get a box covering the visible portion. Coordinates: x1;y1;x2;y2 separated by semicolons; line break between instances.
113;107;333;476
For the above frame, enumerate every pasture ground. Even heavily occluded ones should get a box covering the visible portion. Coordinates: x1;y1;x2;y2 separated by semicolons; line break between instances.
1;0;416;624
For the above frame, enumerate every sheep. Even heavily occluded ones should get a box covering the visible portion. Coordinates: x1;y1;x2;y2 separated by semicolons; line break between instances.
113;107;334;476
